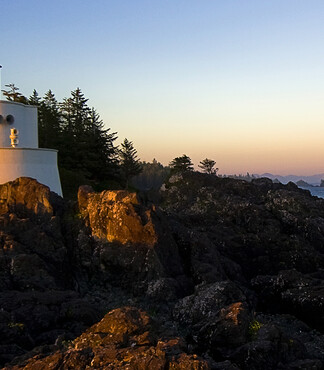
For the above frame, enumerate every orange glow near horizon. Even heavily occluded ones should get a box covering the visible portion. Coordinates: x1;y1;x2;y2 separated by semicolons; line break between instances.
113;89;324;176
135;129;324;176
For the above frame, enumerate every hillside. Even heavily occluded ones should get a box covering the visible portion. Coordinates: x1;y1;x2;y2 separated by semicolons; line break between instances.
1;175;324;369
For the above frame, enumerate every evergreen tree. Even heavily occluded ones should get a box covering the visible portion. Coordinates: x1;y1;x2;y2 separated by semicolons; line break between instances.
59;88;92;173
2;83;28;104
82;107;118;181
59;88;119;184
29;89;41;106
169;154;194;174
198;158;219;175
131;159;170;190
5;84;121;197
60;88;91;136
37;90;62;149
119;138;142;189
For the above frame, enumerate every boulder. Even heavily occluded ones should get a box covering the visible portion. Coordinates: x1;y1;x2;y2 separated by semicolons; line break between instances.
252;270;324;330
78;186;157;245
0;177;62;220
77;186;187;292
173;281;252;353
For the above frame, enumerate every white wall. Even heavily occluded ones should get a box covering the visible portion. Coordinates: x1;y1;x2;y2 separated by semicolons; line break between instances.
0;148;62;196
0;101;38;148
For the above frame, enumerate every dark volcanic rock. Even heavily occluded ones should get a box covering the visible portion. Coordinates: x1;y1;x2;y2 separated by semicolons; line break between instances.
4;307;209;369
77;185;189;294
2;173;324;368
161;172;324;279
174;281;252;355
252;269;324;330
0;179;101;366
0;178;68;292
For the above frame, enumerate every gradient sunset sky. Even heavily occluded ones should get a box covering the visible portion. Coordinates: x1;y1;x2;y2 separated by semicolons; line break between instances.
1;0;324;175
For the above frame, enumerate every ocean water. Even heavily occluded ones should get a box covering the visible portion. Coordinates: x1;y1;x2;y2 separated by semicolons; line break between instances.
299;186;324;199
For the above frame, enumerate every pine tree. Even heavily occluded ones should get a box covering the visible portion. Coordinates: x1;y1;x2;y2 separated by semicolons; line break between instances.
198;158;219;175
29;89;41;106
38;90;62;149
5;84;121;196
59;88;119;184
59;88;92;173
119;139;142;189
169;154;194;174
60;88;91;135
131;159;170;190
83;108;118;181
2;83;28;104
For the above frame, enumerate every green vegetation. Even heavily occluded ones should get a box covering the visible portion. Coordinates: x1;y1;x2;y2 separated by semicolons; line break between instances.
169;154;194;174
223;173;256;182
2;84;28;104
2;85;122;198
198;158;218;175
119;138;142;189
131;159;170;190
248;319;262;340
8;322;25;331
2;85;222;196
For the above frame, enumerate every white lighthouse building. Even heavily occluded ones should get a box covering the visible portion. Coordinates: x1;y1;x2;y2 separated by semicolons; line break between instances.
0;100;63;196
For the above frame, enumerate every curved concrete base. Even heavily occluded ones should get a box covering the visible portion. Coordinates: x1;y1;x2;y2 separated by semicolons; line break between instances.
0;148;62;196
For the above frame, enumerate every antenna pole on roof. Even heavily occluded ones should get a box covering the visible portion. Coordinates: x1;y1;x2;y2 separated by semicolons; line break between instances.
0;65;2;100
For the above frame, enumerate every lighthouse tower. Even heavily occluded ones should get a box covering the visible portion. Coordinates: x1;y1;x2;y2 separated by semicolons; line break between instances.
0;100;63;196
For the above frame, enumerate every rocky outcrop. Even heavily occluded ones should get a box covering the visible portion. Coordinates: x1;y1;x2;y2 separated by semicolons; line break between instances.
161;173;324;280
78;186;157;245
160;172;324;368
77;185;188;294
4;307;209;369
0;177;62;219
2;174;324;368
252;269;324;331
0;179;100;366
0;177;67;291
173;281;252;353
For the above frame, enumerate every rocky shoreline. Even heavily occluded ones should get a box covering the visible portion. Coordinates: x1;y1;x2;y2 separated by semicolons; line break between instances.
1;174;324;369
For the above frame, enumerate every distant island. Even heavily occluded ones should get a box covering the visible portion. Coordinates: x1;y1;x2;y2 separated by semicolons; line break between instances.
296;179;313;187
222;173;324;199
257;172;324;186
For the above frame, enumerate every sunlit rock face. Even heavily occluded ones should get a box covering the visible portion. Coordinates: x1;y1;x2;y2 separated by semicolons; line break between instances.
77;185;187;293
78;186;157;246
0;177;67;292
0;178;99;366
0;177;57;218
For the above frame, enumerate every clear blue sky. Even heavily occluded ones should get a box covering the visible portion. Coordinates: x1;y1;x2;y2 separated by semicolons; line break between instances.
2;0;324;174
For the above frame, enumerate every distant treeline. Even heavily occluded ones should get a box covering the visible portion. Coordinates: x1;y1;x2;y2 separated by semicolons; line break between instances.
223;173;257;182
131;159;170;190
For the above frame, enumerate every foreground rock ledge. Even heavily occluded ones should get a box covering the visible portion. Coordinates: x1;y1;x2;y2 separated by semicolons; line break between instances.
4;307;209;369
